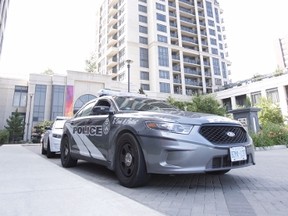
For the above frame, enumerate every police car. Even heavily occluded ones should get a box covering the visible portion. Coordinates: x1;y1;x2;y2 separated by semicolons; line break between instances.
60;90;255;188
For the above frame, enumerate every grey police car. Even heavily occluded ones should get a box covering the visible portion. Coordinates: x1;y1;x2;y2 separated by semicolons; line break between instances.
60;92;255;187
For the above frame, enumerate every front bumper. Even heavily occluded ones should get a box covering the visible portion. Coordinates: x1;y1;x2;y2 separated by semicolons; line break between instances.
139;132;255;174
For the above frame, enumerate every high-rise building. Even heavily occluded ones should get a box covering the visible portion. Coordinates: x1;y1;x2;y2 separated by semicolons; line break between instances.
96;0;230;98
0;0;10;58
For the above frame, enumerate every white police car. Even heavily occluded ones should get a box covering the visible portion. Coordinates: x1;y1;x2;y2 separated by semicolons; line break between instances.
60;91;255;187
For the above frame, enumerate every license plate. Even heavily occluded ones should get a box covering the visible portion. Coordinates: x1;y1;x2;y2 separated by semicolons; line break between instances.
230;146;247;162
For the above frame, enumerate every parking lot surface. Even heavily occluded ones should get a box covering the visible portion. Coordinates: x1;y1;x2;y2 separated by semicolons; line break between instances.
1;144;288;216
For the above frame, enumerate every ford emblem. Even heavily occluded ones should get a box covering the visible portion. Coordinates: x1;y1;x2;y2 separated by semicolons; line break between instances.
226;131;235;137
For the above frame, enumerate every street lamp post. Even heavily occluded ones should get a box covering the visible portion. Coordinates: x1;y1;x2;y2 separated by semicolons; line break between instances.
126;59;133;92
26;93;34;141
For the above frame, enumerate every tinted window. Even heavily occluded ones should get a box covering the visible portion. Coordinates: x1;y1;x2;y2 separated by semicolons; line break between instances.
114;96;177;111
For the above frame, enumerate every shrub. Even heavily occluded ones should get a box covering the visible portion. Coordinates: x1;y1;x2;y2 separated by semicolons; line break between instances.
0;129;9;145
251;123;288;147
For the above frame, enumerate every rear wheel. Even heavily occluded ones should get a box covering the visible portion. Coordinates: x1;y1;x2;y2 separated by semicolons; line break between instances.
115;133;150;188
206;169;230;175
41;141;47;155
46;141;55;158
61;136;77;167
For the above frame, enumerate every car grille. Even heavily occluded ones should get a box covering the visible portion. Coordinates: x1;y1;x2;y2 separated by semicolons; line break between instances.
199;124;247;144
211;154;252;169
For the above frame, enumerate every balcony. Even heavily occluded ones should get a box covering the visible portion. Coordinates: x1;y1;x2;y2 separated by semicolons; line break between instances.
108;6;117;16
108;16;117;27
107;57;117;68
184;67;201;76
107;35;117;47
109;0;117;7
107;46;118;57
108;25;117;36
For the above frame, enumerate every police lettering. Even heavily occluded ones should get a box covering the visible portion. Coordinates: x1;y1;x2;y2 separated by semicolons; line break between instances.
73;125;102;136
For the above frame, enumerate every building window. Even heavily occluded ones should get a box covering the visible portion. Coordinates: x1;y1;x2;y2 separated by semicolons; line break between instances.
156;3;165;11
219;43;223;50
33;85;47;122
51;85;65;120
139;15;147;23
157;23;167;32
156;13;166;22
138;5;147;13
160;82;170;93
139;36;148;44
159;70;170;79
215;8;220;23
221;62;227;78
157;34;167;43
212;57;221;75
211;48;218;55
218;34;222;41
210;38;217;45
140;48;149;68
141;84;150;90
139;25;148;34
13;86;28;107
209;29;215;36
217;26;221;32
206;1;213;18
208;19;214;26
266;88;279;103
158;46;169;66
139;0;147;3
214;78;222;85
251;91;261;106
140;71;149;80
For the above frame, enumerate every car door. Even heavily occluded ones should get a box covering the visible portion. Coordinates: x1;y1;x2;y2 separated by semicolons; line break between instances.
85;99;114;161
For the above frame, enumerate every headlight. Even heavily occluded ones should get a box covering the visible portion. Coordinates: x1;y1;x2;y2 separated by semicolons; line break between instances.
52;134;62;139
145;121;193;135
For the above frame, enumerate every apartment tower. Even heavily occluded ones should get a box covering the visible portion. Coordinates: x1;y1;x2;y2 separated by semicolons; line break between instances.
96;0;230;98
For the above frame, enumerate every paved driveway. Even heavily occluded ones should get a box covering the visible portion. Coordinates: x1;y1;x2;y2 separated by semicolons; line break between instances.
27;145;288;216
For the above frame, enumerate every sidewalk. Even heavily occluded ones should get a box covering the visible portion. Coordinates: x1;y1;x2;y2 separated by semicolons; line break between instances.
0;144;163;216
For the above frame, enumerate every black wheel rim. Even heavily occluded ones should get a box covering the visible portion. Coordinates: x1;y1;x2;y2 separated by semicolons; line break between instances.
119;143;136;177
63;139;69;161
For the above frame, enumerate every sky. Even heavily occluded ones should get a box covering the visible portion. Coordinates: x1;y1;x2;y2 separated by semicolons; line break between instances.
1;0;288;82
0;0;100;79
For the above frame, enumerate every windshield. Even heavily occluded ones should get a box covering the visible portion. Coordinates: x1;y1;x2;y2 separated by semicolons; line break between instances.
114;96;178;111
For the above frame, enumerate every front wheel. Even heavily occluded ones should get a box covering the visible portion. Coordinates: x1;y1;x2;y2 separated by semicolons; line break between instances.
61;136;77;167
115;133;150;188
41;141;47;155
46;141;55;158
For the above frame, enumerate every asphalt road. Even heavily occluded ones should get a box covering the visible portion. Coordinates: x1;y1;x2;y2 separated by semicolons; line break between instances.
26;144;288;216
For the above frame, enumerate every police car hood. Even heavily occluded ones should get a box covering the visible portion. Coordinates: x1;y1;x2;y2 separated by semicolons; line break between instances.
134;110;239;125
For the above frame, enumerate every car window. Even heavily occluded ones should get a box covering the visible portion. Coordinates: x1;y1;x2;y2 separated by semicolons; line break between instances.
75;101;95;117
114;96;178;111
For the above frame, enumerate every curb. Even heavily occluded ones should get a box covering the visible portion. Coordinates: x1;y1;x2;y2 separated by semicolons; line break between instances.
255;145;287;151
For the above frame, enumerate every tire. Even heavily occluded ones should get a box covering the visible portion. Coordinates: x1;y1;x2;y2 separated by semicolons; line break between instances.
115;133;150;188
61;136;77;167
46;141;55;158
41;141;47;155
206;169;231;175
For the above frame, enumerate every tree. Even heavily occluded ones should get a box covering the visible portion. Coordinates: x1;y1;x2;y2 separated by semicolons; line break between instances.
256;98;284;125
31;120;53;143
43;68;54;75
167;95;226;116
85;53;97;73
5;109;24;143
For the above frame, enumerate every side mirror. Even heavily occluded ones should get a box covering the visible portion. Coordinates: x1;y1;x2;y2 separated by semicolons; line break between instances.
91;106;114;115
